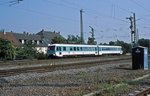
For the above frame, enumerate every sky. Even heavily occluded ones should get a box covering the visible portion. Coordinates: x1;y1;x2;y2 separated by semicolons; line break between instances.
0;0;150;44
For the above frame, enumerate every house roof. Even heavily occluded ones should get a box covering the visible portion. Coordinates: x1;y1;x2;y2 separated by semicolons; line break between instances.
13;32;41;40
0;30;64;47
36;30;61;44
13;32;48;47
0;32;20;47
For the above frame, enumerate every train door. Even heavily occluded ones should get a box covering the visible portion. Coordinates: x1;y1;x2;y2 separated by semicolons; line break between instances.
56;46;63;57
98;46;102;55
95;46;98;55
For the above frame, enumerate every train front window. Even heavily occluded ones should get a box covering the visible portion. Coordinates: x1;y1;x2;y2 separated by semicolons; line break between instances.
48;46;55;50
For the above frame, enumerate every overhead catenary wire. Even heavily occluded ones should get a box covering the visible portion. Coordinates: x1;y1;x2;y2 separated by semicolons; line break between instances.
1;0;149;41
105;0;134;14
43;0;131;37
0;2;79;24
55;0;130;23
129;0;150;13
44;0;80;11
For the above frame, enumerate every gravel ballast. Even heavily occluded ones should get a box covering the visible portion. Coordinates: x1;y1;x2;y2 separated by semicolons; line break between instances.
0;61;150;96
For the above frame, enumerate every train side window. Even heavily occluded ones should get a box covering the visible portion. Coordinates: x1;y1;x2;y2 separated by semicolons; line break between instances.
84;47;86;51
90;47;92;51
86;47;88;51
70;47;73;51
77;47;79;51
89;47;91;51
57;47;59;51
92;47;94;51
95;47;97;51
74;47;76;51
87;47;89;51
92;47;95;51
57;47;61;51
63;47;66;51
56;47;61;51
80;47;82;51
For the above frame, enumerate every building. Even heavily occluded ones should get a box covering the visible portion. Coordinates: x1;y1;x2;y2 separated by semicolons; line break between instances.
36;29;61;44
0;31;20;47
0;29;62;54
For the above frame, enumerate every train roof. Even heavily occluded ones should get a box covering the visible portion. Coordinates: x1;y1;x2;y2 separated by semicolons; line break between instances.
98;45;122;48
48;44;122;48
49;44;97;47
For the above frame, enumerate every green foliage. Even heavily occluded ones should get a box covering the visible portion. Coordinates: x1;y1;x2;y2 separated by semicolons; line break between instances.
36;52;48;60
99;43;109;45
15;40;37;59
138;38;150;53
67;35;81;44
87;37;97;45
0;38;15;60
51;35;67;44
100;83;129;96
138;38;150;48
109;40;132;54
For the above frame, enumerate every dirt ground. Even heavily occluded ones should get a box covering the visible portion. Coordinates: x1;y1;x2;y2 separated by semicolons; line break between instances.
0;61;150;96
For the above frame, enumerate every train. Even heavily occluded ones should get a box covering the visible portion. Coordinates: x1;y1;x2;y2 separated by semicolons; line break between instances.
47;44;123;57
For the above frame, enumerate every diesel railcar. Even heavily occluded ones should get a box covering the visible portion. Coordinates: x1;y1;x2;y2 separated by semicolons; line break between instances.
47;44;123;57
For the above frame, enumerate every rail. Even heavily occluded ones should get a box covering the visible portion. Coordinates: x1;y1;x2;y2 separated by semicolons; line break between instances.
135;88;150;96
0;57;131;77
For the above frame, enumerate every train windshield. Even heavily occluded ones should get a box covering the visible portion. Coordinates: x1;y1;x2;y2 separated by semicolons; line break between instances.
48;46;55;50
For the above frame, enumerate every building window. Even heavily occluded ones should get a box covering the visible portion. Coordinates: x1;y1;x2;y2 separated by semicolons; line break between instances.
39;40;43;44
37;41;39;44
34;40;37;44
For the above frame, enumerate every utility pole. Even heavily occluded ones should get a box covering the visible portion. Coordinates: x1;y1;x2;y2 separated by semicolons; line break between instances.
89;26;94;39
127;16;134;48
133;13;138;47
136;29;139;46
127;13;138;48
88;26;96;45
80;9;84;44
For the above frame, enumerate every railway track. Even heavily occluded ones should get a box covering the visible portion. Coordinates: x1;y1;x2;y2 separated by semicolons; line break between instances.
131;87;150;96
0;56;131;77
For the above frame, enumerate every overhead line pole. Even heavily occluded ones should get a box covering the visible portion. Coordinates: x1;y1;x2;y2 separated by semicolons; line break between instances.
127;16;134;48
133;13;139;46
133;13;136;47
127;13;138;48
80;9;84;44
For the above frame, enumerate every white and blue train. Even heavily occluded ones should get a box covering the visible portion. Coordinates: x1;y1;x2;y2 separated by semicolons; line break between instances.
47;44;123;57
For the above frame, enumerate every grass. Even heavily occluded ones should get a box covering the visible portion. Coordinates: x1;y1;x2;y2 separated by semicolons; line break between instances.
98;83;132;96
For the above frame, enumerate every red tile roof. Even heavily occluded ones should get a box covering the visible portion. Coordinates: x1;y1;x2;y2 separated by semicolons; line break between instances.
0;32;20;47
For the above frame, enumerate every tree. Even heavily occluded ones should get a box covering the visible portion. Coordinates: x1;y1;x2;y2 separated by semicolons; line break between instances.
109;40;131;54
0;38;15;60
99;43;108;45
138;38;150;48
87;37;97;45
16;40;37;59
67;35;81;44
51;36;67;44
138;38;150;53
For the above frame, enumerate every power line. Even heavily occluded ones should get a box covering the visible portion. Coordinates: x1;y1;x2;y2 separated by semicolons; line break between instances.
0;3;78;24
84;11;129;23
60;0;81;8
44;0;80;11
104;0;133;14
57;0;130;23
130;0;150;13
